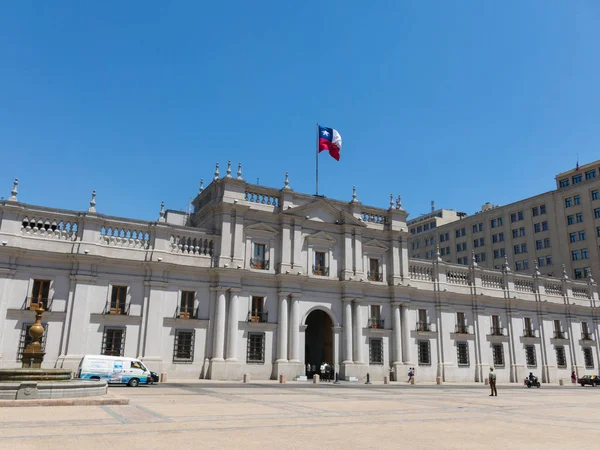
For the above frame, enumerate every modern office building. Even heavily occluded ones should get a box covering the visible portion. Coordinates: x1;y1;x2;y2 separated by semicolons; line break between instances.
0;164;598;384
408;160;600;280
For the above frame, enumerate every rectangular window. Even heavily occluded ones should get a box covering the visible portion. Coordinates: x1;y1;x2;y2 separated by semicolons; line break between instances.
577;213;584;223
525;345;537;368
247;333;265;364
110;286;127;315
18;322;48;361
102;327;125;356
542;221;549;231
586;169;597;180
369;338;384;365
424;223;429;231
417;309;428;331
578;231;586;241
457;342;469;366
369;305;382;328
492;344;505;368
456;312;467;334
534;223;541;233
455;229;461;238
595;208;600;219
461;228;466;236
559;178;569;188
498;232;504;242
582;248;589;259
511;213;517;223
524;317;533;337
179;291;195;319
173;330;195;363
567;215;574;225
584;348;595;369
250;296;266;322
546;255;552;265
252;243;268;269
593;190;599;201
597;226;600;237
553;320;563;339
582;322;591;340
491;315;501;335
514;245;521;255
569;233;577;243
565;198;572;208
544;238;551;248
572;250;579;261
555;346;566;368
456;243;462;252
536;239;543;249
540;204;546;214
573;174;583;184
418;341;431;365
30;279;51;310
368;258;381;281
574;268;583;279
538;256;545;267
314;251;327;275
532;207;539;217
574;195;581;205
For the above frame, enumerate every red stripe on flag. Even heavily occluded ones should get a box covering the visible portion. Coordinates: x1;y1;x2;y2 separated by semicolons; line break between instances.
319;138;340;161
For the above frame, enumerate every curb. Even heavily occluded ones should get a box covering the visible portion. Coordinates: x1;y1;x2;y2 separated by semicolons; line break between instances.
0;395;129;408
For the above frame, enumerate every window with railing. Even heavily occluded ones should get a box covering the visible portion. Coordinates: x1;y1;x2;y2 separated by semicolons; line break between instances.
456;312;467;334
369;338;384;365
247;333;265;364
250;243;269;270
18;323;48;361
249;296;268;322
582;322;592;341
179;291;195;319
313;251;328;276
29;279;50;310
553;320;565;339
368;305;384;328
491;315;503;336
417;309;429;331
492;344;504;368
173;330;195;363
523;317;535;337
583;348;594;369
367;258;382;281
109;286;127;315
457;342;469;366
102;327;125;356
418;340;431;365
525;345;536;368
555;346;566;368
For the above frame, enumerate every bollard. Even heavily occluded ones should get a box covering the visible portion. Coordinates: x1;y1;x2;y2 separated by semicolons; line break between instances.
365;373;372;385
313;374;320;384
436;376;442;385
243;373;250;383
160;372;168;383
334;372;340;384
384;376;389;385
410;377;415;385
559;378;564;386
279;374;286;384
484;378;489;386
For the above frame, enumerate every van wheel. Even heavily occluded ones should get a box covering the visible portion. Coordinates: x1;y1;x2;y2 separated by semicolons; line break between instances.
90;376;100;381
128;378;140;387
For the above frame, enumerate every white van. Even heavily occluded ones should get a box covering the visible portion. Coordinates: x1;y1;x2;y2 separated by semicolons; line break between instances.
79;355;151;387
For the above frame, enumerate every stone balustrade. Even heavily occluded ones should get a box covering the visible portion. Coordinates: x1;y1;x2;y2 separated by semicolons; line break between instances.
244;189;280;207
21;216;79;241
170;233;214;256
99;224;151;249
360;210;386;224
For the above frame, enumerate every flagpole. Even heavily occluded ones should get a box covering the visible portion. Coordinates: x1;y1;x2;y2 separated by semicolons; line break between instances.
316;123;319;196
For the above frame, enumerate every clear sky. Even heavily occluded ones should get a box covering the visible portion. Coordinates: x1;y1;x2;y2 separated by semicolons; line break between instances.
1;1;599;221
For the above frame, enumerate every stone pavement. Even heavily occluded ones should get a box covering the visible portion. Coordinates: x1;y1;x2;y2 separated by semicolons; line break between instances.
0;381;598;449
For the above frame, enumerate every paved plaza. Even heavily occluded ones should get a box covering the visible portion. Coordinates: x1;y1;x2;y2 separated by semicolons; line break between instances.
0;381;599;449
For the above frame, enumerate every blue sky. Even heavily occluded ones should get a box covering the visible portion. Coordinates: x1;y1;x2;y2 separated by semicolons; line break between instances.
1;1;599;221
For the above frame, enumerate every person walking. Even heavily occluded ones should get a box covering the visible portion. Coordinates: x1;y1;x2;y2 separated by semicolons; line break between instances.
489;368;497;396
571;371;577;384
407;367;414;383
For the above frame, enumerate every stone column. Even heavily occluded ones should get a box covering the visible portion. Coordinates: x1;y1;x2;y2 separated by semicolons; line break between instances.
276;292;289;362
212;288;227;361
288;294;300;362
226;289;239;361
353;300;363;363
392;302;402;364
401;304;413;364
343;299;353;363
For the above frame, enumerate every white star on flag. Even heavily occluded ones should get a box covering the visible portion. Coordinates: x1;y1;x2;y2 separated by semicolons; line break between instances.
321;130;330;137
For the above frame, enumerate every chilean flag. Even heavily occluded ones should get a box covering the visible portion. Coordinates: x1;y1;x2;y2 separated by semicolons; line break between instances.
318;125;342;161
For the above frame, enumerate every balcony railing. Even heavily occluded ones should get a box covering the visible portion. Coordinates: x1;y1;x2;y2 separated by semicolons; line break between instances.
581;332;593;341
455;324;469;334
523;328;536;338
554;330;566;339
102;302;130;316
247;311;268;323
312;265;329;276
416;321;431;332
367;271;383;282
25;297;53;312
368;318;385;329
249;258;269;270
490;326;504;336
175;306;197;319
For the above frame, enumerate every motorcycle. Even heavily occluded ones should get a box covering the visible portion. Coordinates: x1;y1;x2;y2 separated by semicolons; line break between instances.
525;377;541;388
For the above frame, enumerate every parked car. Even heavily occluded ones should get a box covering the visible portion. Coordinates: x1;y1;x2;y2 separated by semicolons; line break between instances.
577;375;600;387
78;355;152;387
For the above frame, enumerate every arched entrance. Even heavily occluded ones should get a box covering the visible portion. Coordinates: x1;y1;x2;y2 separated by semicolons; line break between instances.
305;310;333;370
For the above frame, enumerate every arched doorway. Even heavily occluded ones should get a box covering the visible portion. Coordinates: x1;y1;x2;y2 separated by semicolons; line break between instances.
305;310;333;371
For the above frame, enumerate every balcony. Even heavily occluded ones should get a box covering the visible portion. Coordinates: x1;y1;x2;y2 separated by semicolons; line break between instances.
490;327;504;336
523;328;536;338
175;306;197;319
247;311;268;323
312;265;329;276
25;297;53;312
455;324;469;334
249;258;269;270
368;318;385;329
553;330;566;339
367;271;383;282
416;321;431;332
582;332;594;341
102;302;130;316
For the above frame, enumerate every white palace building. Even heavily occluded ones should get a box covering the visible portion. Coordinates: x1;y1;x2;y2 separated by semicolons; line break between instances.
0;164;599;384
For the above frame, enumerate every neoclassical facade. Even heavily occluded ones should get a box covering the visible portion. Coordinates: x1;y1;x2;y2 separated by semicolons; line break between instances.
0;168;599;383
